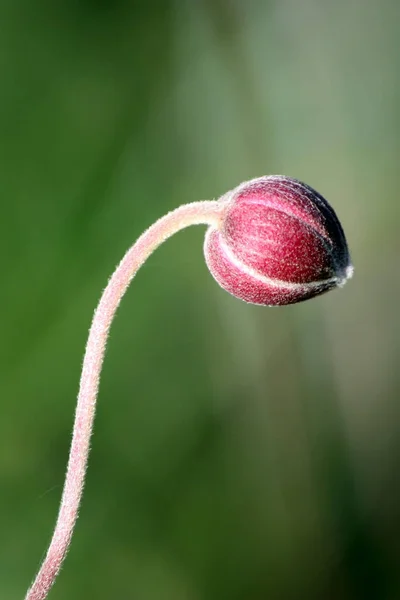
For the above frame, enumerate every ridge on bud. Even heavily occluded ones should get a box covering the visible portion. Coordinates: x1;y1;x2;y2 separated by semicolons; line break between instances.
204;175;353;306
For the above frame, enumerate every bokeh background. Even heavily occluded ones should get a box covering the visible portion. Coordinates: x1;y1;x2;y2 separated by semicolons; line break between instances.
1;1;399;598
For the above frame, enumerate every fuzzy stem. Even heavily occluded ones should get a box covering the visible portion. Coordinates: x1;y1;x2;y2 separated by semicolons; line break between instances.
25;200;225;600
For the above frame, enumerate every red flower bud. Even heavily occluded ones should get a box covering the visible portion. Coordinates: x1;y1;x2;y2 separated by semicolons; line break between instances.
204;175;353;306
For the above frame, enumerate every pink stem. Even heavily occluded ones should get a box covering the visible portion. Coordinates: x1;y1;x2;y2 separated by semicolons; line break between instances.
25;200;225;600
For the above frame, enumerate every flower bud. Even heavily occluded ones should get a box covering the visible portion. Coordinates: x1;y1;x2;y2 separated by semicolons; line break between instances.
204;175;353;306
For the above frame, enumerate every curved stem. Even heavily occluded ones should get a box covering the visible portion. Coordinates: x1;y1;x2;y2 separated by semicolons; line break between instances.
25;200;225;600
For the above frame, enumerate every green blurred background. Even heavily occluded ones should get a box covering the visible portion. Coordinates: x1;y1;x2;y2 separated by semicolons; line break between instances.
1;1;399;598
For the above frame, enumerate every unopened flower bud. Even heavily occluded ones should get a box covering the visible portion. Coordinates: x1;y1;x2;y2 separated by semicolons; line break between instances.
204;175;353;306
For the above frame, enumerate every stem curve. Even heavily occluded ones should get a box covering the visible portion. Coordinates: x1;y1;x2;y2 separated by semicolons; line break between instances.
25;200;225;600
